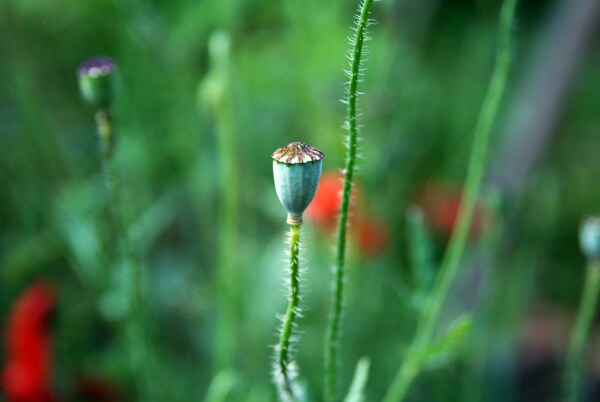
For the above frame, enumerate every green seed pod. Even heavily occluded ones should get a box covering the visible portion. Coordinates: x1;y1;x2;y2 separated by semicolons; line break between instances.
580;216;600;260
77;56;118;110
272;142;324;225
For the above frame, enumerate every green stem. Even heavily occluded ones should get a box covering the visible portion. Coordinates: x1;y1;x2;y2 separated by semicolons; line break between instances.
325;1;374;401
95;110;151;401
383;0;518;400
564;260;600;402
211;36;240;371
276;223;302;402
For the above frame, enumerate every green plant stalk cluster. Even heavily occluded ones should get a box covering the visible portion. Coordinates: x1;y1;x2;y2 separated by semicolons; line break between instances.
324;1;374;401
565;260;600;402
383;0;518;400
275;223;302;402
95;110;152;401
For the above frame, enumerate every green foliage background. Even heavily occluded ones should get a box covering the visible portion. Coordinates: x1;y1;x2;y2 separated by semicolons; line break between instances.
1;0;600;400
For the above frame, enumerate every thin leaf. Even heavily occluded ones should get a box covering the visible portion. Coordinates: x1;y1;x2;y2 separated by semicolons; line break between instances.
406;206;436;292
422;315;473;370
343;357;371;402
406;206;436;311
204;369;237;402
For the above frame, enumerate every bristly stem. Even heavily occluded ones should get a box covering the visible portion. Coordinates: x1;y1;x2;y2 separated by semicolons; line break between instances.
275;223;302;402
324;1;374;401
95;110;151;401
564;260;600;402
383;0;518;400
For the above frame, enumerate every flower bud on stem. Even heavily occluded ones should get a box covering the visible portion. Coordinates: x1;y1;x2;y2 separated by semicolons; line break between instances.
564;217;600;402
78;56;153;401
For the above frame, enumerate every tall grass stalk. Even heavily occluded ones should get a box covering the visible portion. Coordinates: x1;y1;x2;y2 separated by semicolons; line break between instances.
94;110;152;401
564;260;600;402
324;1;374;400
383;0;518;400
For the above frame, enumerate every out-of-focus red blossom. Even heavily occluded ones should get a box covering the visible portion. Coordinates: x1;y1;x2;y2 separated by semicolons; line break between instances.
414;183;486;241
354;215;389;256
76;377;120;402
2;282;57;402
307;171;388;257
306;172;345;232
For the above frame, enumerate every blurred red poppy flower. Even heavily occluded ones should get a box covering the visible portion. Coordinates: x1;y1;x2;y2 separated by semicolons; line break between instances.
306;171;389;257
306;172;345;232
354;215;389;257
2;282;57;402
414;183;486;241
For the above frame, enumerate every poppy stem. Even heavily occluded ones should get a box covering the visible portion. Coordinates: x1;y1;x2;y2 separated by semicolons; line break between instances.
324;0;374;401
95;110;152;401
275;223;302;402
383;0;518;400
564;260;600;402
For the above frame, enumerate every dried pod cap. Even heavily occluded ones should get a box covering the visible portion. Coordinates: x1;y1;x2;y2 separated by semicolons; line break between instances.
77;56;118;109
580;216;600;260
272;142;324;225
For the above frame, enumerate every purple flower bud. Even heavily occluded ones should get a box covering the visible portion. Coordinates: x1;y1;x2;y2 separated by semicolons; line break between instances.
77;56;118;109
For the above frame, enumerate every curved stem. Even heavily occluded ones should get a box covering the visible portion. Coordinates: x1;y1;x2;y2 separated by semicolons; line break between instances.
564;260;600;402
275;223;302;402
325;1;374;401
95;110;151;401
383;0;518;400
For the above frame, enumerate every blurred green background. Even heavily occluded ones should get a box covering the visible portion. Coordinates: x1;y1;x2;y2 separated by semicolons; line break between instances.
1;0;600;400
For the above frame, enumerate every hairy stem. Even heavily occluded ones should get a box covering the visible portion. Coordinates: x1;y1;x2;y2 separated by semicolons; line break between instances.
383;0;518;400
564;260;600;402
324;1;374;401
276;223;302;402
95;110;151;401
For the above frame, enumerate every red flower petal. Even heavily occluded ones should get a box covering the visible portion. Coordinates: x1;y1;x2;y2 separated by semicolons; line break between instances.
2;282;56;402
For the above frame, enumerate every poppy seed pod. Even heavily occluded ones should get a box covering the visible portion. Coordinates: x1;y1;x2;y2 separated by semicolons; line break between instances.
272;142;324;225
580;216;600;260
77;56;118;109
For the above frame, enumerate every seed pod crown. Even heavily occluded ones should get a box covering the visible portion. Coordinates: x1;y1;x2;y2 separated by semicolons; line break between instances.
272;142;324;165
